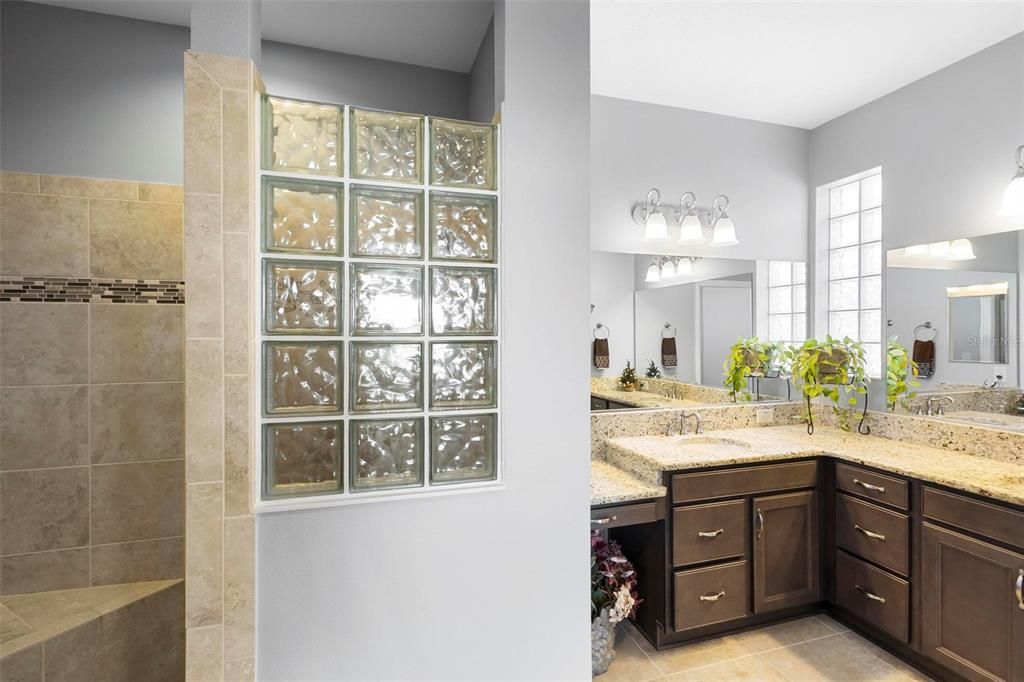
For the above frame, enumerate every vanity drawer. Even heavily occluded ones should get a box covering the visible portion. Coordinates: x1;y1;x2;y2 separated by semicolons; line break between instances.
673;499;747;566
836;494;909;576
835;550;909;643
673;560;750;632
672;461;818;502
835;463;908;510
923;488;1024;549
591;501;663;529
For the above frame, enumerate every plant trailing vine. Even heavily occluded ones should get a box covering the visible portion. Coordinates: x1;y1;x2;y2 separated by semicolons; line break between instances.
886;337;919;411
787;336;870;435
723;337;779;402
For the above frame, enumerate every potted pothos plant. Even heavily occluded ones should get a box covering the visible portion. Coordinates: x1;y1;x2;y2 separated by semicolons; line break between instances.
723;337;780;401
886;337;919;411
591;532;641;676
788;336;870;434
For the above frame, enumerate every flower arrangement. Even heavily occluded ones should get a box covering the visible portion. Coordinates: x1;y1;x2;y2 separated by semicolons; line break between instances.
591;532;641;625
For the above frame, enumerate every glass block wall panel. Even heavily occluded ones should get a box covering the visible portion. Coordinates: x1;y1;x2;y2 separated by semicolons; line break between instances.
350;108;424;184
350;418;423;491
430;414;496;484
430;118;497;190
264;260;343;334
264;342;343;415
350;342;423;412
431;342;496;409
350;264;424;335
350;185;423;259
265;421;343;497
263;178;343;255
263;96;342;175
430;266;496;335
430;192;497;262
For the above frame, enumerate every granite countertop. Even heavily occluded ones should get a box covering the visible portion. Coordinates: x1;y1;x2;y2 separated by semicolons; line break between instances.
591;387;701;409
604;424;1024;507
591;460;666;506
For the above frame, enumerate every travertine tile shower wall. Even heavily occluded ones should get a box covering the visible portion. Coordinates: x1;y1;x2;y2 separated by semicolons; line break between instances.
0;171;185;595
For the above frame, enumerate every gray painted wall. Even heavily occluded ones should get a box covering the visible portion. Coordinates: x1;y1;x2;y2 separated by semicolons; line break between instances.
1;1;473;183
591;95;811;262
468;16;496;123
260;40;468;120
809;32;1024;250
1;1;189;183
257;1;592;677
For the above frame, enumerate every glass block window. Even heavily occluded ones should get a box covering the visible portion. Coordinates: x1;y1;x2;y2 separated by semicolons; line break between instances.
259;96;499;507
767;261;807;347
827;171;882;377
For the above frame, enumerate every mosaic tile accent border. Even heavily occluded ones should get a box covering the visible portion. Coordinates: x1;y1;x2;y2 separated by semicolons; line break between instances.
0;276;185;304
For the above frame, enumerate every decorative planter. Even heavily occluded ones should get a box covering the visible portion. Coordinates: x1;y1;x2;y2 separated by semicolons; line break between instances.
813;348;851;384
591;607;617;676
620;383;639;392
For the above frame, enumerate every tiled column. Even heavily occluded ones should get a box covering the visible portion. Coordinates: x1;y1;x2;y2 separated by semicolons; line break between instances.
183;51;259;682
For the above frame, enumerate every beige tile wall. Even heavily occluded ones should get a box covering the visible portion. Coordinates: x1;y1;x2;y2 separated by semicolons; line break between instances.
183;50;257;681
0;171;185;596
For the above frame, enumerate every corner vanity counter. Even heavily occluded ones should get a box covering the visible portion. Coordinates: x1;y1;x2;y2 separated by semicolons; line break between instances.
596;423;1024;681
590;387;701;410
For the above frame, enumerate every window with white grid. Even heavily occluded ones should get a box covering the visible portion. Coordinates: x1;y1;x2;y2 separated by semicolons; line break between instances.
827;172;882;376
767;261;807;346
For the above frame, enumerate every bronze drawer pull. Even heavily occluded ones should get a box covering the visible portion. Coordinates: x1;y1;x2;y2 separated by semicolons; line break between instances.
1016;569;1023;611
854;524;886;541
853;478;886;493
591;516;618;525
697;528;725;538
699;590;726;602
855;585;886;604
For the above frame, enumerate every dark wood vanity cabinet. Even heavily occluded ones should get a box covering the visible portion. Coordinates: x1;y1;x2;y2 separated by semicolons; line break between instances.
615;456;1024;681
753;490;819;614
920;523;1024;682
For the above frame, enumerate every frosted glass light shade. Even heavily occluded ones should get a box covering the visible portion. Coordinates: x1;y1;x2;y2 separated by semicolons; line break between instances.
642;212;668;241
678;213;704;243
948;238;976;261
710;217;738;247
927;241;950;259
644;262;661;283
998;172;1024;218
676;258;693;276
660;259;676;279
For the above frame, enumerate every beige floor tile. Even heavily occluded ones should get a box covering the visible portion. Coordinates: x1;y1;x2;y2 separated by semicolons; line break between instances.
622;620;658;656
599;634;664;682
737;616;836;653
760;632;908;681
667;655;787;681
650;635;754;676
814;614;850;633
840;632;935;681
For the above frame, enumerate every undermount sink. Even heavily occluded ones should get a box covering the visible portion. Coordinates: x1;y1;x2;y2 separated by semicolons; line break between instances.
668;436;752;457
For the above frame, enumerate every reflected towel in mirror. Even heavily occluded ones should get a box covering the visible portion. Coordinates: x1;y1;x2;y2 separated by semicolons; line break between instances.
913;339;935;377
661;337;678;367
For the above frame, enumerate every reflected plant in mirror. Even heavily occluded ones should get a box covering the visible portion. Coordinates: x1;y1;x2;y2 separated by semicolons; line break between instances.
723;337;779;401
886;337;919;411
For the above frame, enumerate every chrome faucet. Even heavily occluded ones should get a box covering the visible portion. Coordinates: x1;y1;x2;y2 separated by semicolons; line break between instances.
926;395;954;416
682;411;704;435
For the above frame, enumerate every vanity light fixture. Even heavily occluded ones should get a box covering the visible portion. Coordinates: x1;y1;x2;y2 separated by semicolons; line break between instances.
927;240;951;259
946;281;1008;298
948;238;977;261
675;256;694;276
660;258;677;279
676;192;705;243
633;188;669;241
998;144;1024;217
645;258;662;283
709;195;739;247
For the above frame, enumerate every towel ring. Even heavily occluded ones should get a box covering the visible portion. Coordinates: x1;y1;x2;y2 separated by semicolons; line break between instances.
661;322;676;339
914;321;937;341
594;323;610;340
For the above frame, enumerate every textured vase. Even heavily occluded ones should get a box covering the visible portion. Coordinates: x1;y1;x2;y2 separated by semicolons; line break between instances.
591;607;617;676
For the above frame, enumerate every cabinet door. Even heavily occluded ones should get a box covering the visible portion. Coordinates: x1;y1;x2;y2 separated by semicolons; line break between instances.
921;523;1024;682
753;490;819;613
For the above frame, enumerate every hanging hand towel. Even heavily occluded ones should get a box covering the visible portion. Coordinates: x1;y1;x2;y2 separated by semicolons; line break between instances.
661;337;678;367
912;339;936;378
593;338;610;369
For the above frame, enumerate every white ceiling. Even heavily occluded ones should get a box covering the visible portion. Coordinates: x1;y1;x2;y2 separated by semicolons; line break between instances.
27;0;493;73
591;1;1024;129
